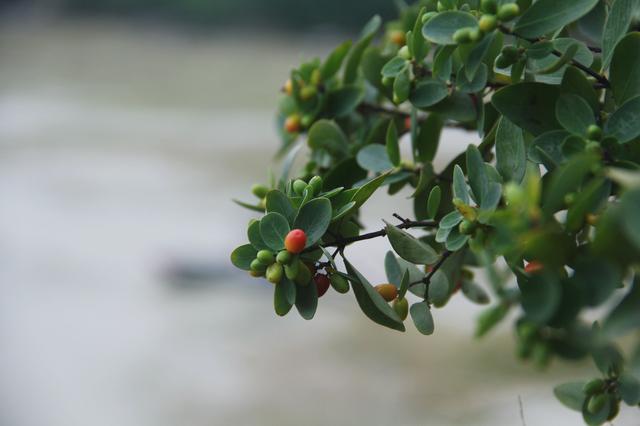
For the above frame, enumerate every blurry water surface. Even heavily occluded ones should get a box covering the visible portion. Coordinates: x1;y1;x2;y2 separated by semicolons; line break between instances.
0;18;636;426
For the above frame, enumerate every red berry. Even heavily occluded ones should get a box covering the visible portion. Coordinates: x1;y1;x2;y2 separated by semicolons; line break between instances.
284;229;307;254
314;274;331;297
524;261;544;274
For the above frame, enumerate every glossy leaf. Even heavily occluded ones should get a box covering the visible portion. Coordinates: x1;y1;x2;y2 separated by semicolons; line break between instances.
260;212;290;251
496;117;526;183
514;0;599;38
422;11;478;45
293;198;332;247
554;382;587;412
555;94;595;135
492;82;561;136
410;301;435;335
386;121;400;167
295;277;318;320
601;0;635;69
307;120;349;157
266;190;296;225
385;221;438;265
351;172;389;208
610;33;640;105
274;278;296;316
321;40;352;80
230;244;258;271
356;144;393;173
604;95;640;144
410;80;448;108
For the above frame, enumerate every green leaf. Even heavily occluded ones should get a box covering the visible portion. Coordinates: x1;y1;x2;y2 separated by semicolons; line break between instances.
344;15;382;84
356;144;393;173
466;145;488;205
457;63;488;93
518;272;562;324
440;210;463;229
293;198;332;247
428;92;477;123
393;69;411;103
415;113;443;163
381;57;408;78
428;270;449;307
492;82;561;136
412;7;429;62
592;344;624;376
427;186;441;220
385;221;439;265
604;95;640;144
622;189;640;250
514;0;599;38
461;280;489;305
351;172;389;208
398;270;410;299
247;220;269;251
386;121;400;167
566;179;611;233
604;278;640;337
445;228;470;251
542;154;597;217
561;67;599;114
611;32;640;105
554;382;587;412
453;165;470;205
422;11;478;45
274;278;296;316
266;190;296;225
528;130;568;166
475;304;509;337
534;43;579;75
496;117;526;183
307;120;349;157
232;199;265;213
230;244;258;271
325;86;365;117
410;301;435;335
321;41;352;81
410;79;449;108
573;257;621;307
295;278;318;320
619;373;640;406
602;0;635;69
466;31;496;81
344;260;405;332
260;212;290;251
384;251;402;287
582;393;611;426
555;94;595;135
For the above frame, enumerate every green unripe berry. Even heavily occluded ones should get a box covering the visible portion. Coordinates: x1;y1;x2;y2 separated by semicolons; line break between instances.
276;250;292;265
330;274;350;294
393;297;409;321
284;259;300;280
586;140;602;155
587;393;608;414
505;182;526;205
469;28;483;42
250;258;267;272
453;28;473;44
249;269;264;278
382;76;394;87
497;3;520;21
301;115;314;128
257;250;275;265
501;45;520;62
481;0;498;14
495;54;511;69
458;219;477;235
300;86;317;101
422;11;438;24
398;45;411;60
310;68;322;86
293;179;307;196
251;184;269;199
266;263;284;284
587;124;602;141
583;378;605;396
478;14;497;33
309;175;323;195
564;193;576;207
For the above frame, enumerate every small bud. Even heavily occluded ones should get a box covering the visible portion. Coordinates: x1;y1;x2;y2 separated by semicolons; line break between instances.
251;184;269;199
564;192;576;207
276;250;292;265
330;274;350;294
284;259;300;280
382;76;394;87
301;115;314;128
497;3;520;22
250;259;267;272
293;179;308;196
587;124;603;141
587;394;608;415
501;45;520;62
469;28;483;42
453;28;473;44
583;379;605;396
249;270;264;278
458;219;477;235
308;175;323;195
389;30;406;46
398;45;411;60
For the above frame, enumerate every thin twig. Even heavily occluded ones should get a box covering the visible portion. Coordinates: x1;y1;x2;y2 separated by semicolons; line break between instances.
518;395;527;426
409;250;453;288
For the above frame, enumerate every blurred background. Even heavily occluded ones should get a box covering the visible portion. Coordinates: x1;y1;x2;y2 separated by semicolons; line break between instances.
0;1;636;425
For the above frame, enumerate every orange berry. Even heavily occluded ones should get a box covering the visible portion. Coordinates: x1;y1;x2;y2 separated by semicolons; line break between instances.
374;283;398;302
389;30;406;46
284;229;307;254
284;114;301;133
284;79;293;96
404;117;412;131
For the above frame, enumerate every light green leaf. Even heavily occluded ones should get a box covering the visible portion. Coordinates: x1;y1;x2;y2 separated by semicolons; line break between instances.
604;95;640;144
427;186;441;220
307;120;349;157
344;15;382;84
351;172;389;208
321;41;352;81
356;144;393;173
555;94;595;135
602;0;635;70
260;212;290;251
410;79;449;108
453;165;470;205
381;57;408;78
496;117;526;183
611;33;640;105
466;145;488;205
386;121;400;167
230;244;258;271
428;270;449;307
554;382;587;412
514;0;599;38
385;221;439;265
293;198;332;247
410;301;435;335
422;11;478;45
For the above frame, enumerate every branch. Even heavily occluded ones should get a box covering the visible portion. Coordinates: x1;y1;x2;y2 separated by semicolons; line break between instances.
409;250;453;288
305;219;438;253
498;26;611;89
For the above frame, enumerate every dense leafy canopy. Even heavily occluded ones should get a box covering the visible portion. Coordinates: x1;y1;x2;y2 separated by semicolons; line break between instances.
232;1;640;423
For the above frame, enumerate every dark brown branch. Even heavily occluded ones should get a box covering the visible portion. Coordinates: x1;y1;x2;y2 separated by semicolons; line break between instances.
409;250;453;288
